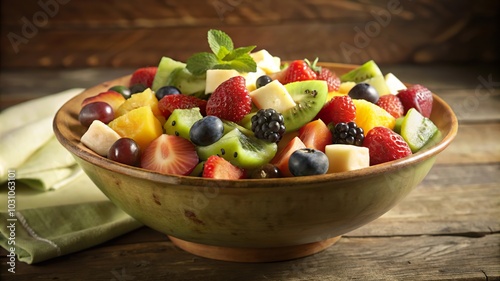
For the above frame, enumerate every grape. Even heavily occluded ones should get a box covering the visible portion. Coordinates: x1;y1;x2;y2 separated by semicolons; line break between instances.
78;102;114;127
129;84;147;94
156;86;181;100
250;164;281;179
109;85;131;99
348;83;379;103
108;138;141;166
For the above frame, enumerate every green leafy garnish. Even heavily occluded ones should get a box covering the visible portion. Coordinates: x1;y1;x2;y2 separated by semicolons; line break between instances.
186;29;257;76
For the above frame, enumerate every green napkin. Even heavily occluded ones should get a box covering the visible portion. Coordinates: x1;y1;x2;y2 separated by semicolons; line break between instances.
0;89;143;264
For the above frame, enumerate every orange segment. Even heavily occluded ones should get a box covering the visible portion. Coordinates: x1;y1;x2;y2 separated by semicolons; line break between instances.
109;106;163;151
352;99;395;134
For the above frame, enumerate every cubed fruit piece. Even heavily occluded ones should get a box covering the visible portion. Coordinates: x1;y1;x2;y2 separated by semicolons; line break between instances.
241;68;267;92
249;80;297;113
352;99;395;134
158;94;207;120
164;108;203;140
202;155;246;179
397;84;433;118
338;81;356;95
81;120;121;156
270;136;306;177
81;91;126;117
140;134;199;176
385;73;407;95
400;108;438;153
324;144;369;173
250;49;281;74
205;69;240;94
298;119;332;152
115;88;162;120
108;106;163;151
196;128;277;169
363;126;412;165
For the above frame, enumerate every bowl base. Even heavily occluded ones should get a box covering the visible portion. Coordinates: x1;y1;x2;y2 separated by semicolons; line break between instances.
168;236;341;262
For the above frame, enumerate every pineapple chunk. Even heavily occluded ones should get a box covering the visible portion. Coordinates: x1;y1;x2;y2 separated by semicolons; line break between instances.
249;80;296;113
81;120;121;156
325;144;370;173
115;88;162;118
385;73;407;95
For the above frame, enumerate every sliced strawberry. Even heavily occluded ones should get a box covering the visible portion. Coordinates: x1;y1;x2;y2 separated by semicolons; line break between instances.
363;126;412;165
270;136;306;177
280;60;317;84
202;155;245;179
298;119;332;152
158;94;207;119
81;90;126;113
206;76;252;123
376;94;404;119
317;68;341;92
316;95;356;125
396;84;433;118
140;134;199;176
130;67;157;88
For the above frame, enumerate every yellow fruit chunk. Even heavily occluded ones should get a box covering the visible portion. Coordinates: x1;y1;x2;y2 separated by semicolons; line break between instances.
115;88;162;119
352;99;395;134
326;90;346;102
109;106;163;151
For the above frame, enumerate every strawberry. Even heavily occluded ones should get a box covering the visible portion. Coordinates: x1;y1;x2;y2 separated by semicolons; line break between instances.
280;60;317;84
206;76;252;123
130;67;157;88
316;95;356;125
397;84;433;118
363;126;412;165
376;94;404;119
202;155;245;179
298;119;333;152
140;134;199;176
81;90;125;113
317;68;341;92
158;94;207;119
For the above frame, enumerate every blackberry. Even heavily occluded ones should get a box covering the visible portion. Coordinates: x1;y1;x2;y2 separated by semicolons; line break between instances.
251;109;286;143
331;121;364;146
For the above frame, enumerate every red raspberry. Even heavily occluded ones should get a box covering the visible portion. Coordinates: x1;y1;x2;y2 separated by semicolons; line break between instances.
397;84;433;118
316;95;356;125
206;76;252;122
376;95;404;119
317;68;341;92
130;67;157;88
363;126;412;165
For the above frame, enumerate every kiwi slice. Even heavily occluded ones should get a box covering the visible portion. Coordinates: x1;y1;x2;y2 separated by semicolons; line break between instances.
282;80;328;132
400;108;438;153
152;57;186;92
222;120;254;137
196;128;277;169
164;108;203;140
167;68;206;97
340;60;383;83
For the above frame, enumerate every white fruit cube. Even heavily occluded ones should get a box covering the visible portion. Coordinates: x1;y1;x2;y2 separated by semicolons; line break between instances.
241;68;266;92
205;69;240;94
249;80;296;113
325;144;370;173
363;75;391;96
385;73;407;95
250;49;281;74
81;120;122;156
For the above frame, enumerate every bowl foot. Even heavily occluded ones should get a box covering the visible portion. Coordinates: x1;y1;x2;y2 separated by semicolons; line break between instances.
168;236;341;262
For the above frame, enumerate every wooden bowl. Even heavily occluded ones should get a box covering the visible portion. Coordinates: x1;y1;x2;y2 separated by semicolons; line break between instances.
53;63;458;262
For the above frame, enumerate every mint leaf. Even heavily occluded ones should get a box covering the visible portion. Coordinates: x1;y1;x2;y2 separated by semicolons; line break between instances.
222;45;256;61
208;29;233;58
213;55;257;73
186;52;219;76
217;46;231;59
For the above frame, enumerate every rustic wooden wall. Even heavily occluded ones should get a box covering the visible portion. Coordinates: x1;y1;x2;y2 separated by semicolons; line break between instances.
1;0;498;69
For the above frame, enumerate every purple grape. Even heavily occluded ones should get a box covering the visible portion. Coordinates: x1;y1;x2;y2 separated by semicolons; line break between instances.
78;102;114;127
108;138;141;166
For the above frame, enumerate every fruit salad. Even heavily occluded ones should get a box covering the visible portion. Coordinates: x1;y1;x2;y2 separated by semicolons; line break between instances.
78;29;440;180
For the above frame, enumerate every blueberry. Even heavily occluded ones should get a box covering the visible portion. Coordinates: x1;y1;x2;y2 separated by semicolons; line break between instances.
348;83;379;103
288;148;329;176
129;83;148;94
189;116;224;146
156;86;181;100
256;75;273;89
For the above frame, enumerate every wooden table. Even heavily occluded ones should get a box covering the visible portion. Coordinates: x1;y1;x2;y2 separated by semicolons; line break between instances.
1;64;499;280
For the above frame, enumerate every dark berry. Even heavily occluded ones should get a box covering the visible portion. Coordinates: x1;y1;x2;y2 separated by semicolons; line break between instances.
348;83;379;103
156;86;181;100
250;164;281;179
288;148;329;176
109;85;131;99
129;83;148;94
251;109;286;143
189;116;224;146
331;121;364;146
256;75;273;89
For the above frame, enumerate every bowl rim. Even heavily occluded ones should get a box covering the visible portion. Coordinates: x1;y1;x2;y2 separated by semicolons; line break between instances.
53;63;458;189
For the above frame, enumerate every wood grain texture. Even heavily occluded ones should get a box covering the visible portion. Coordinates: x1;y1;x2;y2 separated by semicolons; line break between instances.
1;0;498;68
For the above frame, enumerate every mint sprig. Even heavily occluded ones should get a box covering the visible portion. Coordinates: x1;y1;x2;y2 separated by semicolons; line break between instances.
186;29;257;76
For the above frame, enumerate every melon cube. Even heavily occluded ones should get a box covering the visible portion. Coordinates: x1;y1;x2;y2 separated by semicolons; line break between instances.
249;80;296;113
81;120;121;156
325;144;370;173
205;69;240;94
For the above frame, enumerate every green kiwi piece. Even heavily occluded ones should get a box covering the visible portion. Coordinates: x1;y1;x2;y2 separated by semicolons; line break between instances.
400;108;438;153
189;161;205;177
340;60;383;83
222;120;254;137
152;57;186;92
196;128;277;169
282;80;328;132
164;108;203;140
167;68;206;97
